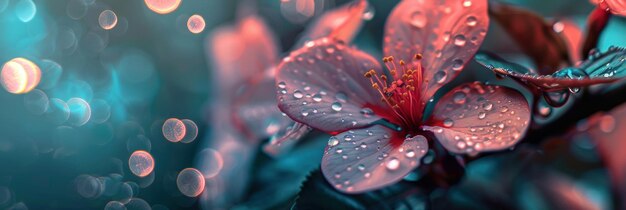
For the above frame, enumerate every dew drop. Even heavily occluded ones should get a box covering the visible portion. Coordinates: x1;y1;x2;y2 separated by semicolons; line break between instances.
357;164;366;171
466;16;477;26
453;35;467;47
452;92;467;104
362;5;375;20
360;107;374;117
409;11;427;28
293;90;304;99
386;158;400;171
538;101;552;117
456;141;466;149
343;135;353;141
482;102;493;111
462;0;472;7
335;92;348;102
405;150;416;158
478;112;486;119
452;59;464;71
331;102;343;111
434;71;447;84
278;81;286;89
312;93;322;102
443;118;454;127
328;136;339;146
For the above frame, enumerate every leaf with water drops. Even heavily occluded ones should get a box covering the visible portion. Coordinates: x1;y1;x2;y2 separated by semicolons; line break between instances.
208;15;279;92
383;0;489;107
489;2;570;74
476;52;620;92
297;0;368;47
321;125;428;193
276;38;387;133
423;82;530;154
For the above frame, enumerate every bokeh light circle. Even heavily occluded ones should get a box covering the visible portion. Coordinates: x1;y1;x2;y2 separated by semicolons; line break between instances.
162;118;185;142
67;98;91;126
196;148;223;179
180;119;198;143
144;0;181;14
104;201;126;210
1;58;41;94
176;168;205;197
99;10;118;30
23;89;49;115
38;59;62;90
90;99;111;124
75;175;103;199
187;14;205;34
45;98;70;124
129;150;154;177
14;0;36;22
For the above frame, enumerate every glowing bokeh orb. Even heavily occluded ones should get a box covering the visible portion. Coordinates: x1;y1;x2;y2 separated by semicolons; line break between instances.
187;14;205;34
129;150;155;177
45;98;70;124
196;148;223;179
99;10;118;30
14;0;36;22
23;89;49;115
144;0;181;14
1;58;41;94
104;201;125;210
176;168;205;197
180;119;198;143
162;118;185;142
67;97;91;126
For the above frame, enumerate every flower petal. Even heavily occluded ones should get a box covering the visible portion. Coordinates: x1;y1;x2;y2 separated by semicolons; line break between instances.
234;76;293;140
423;82;530;154
592;0;626;16
555;20;583;63
297;0;368;47
582;7;611;59
207;15;279;90
383;0;489;105
263;122;313;157
321;125;428;193
476;52;620;92
276;38;387;133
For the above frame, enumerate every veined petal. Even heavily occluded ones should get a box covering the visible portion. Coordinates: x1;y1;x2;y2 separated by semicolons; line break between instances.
207;15;279;91
423;82;530;154
276;38;387;133
321;125;428;193
476;52;621;92
383;0;489;106
297;0;368;47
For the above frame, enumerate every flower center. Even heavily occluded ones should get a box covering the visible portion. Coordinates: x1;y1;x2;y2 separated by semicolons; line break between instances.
364;54;424;129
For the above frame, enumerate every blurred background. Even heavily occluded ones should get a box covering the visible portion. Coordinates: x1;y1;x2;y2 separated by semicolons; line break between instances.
0;0;625;209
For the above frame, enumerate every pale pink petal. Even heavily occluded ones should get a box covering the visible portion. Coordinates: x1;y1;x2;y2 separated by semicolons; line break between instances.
587;103;626;201
534;173;601;210
276;38;388;133
207;15;279;91
422;82;530;154
263;122;312;157
233;76;294;141
592;0;626;16
321;125;428;193
299;0;368;46
383;0;489;106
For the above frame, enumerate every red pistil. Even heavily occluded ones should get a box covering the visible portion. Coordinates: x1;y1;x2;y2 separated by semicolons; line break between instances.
364;54;425;129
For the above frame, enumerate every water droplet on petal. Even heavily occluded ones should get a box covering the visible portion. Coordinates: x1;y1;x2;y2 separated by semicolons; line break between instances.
312;93;322;102
466;16;477;26
405;150;416;158
452;59;464;71
343;134;353;141
386;158;400;171
443;118;454;127
277;81;286;89
482;102;493;111
453;35;467;47
478;112;486;119
453;92;467;104
293;90;304;99
360;107;374;117
328;136;339;146
463;0;472;7
335;92;348;102
434;71;447;84
409;11;427;28
331;102;343;111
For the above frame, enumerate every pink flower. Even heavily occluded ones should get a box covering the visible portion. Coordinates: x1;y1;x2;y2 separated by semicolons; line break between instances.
276;0;531;193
